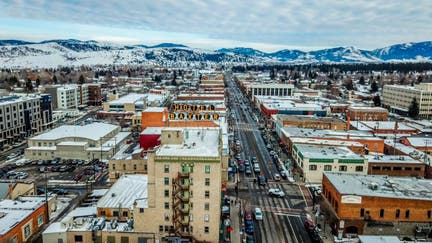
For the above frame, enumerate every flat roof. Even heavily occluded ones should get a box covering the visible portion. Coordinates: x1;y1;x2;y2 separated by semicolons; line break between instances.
294;144;363;160
143;107;166;112
97;174;148;210
263;101;324;111
365;155;422;164
361;121;415;131
157;127;220;158
57;141;88;146
30;122;119;141
405;137;432;147
278;115;344;124
290;137;363;147
108;93;146;105
141;127;163;135
324;172;432;201
348;106;388;112
282;127;375;139
358;235;401;243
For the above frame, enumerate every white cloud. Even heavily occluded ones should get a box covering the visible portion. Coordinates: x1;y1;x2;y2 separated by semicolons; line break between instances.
0;0;431;49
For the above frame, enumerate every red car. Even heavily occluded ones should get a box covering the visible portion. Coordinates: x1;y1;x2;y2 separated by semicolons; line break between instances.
244;209;253;221
74;173;83;181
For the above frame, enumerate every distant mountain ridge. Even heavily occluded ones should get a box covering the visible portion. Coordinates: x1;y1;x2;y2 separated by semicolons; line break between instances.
0;39;431;68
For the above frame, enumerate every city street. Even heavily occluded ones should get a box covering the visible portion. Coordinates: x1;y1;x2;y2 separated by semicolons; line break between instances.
226;72;313;243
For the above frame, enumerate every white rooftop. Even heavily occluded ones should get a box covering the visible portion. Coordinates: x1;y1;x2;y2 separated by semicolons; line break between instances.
141;127;163;135
290;137;363;147
143;107;166;112
30;122;119;141
358;235;401;243
97;174;148;210
294;144;363;160
324;172;432;201
365;155;423;164
156;127;220;158
404;136;432;147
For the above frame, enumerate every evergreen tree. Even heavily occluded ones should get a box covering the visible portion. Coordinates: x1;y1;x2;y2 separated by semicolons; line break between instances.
344;79;354;90
25;78;33;92
127;70;131;77
373;95;381;106
270;69;275;80
359;76;365;85
370;81;378;93
408;98;419;119
52;75;58;84
78;74;85;84
36;78;41;87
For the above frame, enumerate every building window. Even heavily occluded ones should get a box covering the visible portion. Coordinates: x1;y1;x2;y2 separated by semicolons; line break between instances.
164;177;170;185
123;164;126;170
74;235;83;242
112;164;116;170
355;166;363;172
405;167;412;171
205;191;210;198
428;210;431;219
379;209;384;218
139;208;144;213
339;165;347;172
204;214;209;222
159;225;164;232
205;165;210;173
37;214;44;226
324;165;332;171
205;203;210;210
165;226;170;232
393;167;402;171
360;208;364;217
405;209;410;218
113;211;119;217
414;167;421;171
164;190;169;197
204;227;209;234
133;164;137;170
164;164;169;173
309;165;317;171
395;209;400;218
205;178;210;186
23;224;31;239
165;202;169;209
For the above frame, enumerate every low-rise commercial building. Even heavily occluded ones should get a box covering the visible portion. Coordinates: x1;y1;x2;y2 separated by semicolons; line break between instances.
292;144;368;183
321;172;432;236
347;106;389;121
25;122;130;160
366;155;426;177
275;115;345;130
248;83;294;97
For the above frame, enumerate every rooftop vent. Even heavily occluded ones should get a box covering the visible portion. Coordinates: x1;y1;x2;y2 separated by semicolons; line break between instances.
369;182;379;190
111;193;116;197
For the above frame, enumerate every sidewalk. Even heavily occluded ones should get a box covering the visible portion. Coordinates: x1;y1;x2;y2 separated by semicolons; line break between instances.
229;196;242;243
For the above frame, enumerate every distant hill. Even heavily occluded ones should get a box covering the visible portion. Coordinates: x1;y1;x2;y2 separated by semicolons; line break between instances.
0;39;431;68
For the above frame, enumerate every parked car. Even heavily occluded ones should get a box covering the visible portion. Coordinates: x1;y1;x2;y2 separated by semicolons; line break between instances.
7;153;18;160
244;160;250;166
287;176;295;183
253;163;260;173
238;164;245;172
274;173;281;181
16;172;28;179
6;171;18;179
59;165;69;172
268;188;285;197
74;173;83;181
280;170;288;179
254;207;263;220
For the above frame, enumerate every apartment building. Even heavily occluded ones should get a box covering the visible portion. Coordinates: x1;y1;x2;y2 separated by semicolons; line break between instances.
347;106;389;121
44;84;100;110
383;83;432;118
248;83;294;97
0;94;52;149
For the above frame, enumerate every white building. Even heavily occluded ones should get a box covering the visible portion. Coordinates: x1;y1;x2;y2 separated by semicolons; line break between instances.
292;144;368;183
383;83;432;118
248;83;294;97
25;122;130;160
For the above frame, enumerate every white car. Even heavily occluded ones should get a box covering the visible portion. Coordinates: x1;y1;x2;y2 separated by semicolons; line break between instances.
268;188;285;197
254;207;263;220
274;173;281;181
287;176;295;183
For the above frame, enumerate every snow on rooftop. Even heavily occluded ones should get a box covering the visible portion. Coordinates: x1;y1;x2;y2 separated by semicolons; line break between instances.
290;137;363;147
141;127;164;135
31;122;119;141
365;155;422;164
295;144;362;160
358;235;401;243
405;137;432;147
97;174;148;210
57;141;88;146
157;127;220;158
324;172;432;201
143;107;166;112
361;121;415;131
90;189;109;198
108;93;147;105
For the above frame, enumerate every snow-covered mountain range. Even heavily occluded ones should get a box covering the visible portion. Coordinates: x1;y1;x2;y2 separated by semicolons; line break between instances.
0;39;431;68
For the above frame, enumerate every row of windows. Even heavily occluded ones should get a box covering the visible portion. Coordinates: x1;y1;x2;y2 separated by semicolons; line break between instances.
158;225;210;234
371;166;422;171
359;208;431;219
112;163;147;171
163;164;211;173
163;177;210;186
309;165;363;172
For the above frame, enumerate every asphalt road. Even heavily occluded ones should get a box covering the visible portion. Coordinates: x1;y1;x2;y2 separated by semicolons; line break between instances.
226;71;312;243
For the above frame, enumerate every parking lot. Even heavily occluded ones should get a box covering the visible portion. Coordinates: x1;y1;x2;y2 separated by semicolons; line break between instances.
0;158;108;186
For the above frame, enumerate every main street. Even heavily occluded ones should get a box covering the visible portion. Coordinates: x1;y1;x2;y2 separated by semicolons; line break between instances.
226;72;313;243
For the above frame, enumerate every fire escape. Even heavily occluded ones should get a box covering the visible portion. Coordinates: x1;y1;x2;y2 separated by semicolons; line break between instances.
172;171;191;239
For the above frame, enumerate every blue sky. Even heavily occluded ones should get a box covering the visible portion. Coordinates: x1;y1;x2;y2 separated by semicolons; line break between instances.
0;0;431;52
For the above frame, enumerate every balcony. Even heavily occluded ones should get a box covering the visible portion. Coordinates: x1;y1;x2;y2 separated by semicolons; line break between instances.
175;204;190;214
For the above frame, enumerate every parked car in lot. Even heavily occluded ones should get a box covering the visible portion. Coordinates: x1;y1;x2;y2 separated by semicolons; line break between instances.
16;172;28;179
257;175;266;186
268;188;285;197
251;156;257;164
7;153;18;160
254;207;263;220
6;171;18;179
74;173;83;181
274;173;281;181
280;170;288;179
51;188;68;195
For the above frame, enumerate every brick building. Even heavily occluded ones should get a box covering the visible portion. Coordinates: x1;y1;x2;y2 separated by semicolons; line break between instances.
366;155;426;177
321;172;432;238
347;106;389;121
275;115;346;130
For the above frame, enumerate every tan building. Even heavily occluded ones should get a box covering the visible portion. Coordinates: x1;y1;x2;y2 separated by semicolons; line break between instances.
109;159;147;183
383;83;432;118
134;127;222;242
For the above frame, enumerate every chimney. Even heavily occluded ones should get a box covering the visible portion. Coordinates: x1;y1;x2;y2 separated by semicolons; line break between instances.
8;183;14;199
